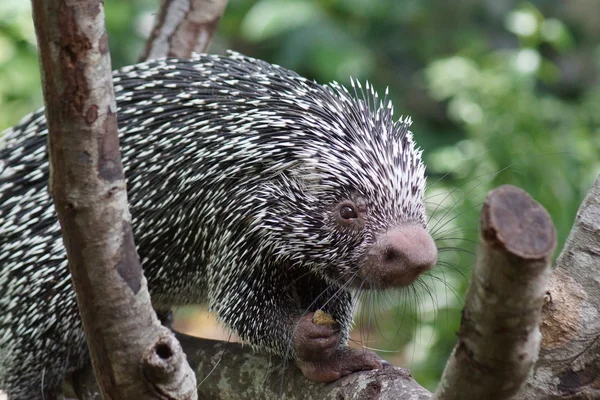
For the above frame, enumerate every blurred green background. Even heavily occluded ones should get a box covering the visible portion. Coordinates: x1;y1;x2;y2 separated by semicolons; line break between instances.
1;0;599;391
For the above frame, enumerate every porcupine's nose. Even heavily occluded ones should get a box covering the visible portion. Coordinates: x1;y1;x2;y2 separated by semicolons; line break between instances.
362;225;437;288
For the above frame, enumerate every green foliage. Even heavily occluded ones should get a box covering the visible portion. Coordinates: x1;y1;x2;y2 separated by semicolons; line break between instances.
424;6;599;249
1;0;598;390
0;0;41;131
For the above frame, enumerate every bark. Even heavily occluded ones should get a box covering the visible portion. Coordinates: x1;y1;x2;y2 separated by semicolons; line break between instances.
30;0;197;398
181;335;434;400
140;0;228;61
73;334;434;400
435;185;556;400
514;173;600;399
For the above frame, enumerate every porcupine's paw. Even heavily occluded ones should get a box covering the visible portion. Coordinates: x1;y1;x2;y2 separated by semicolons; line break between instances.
296;347;391;383
294;312;341;362
293;312;391;382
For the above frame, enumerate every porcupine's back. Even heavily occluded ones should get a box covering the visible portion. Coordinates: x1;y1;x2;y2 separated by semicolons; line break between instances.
0;51;337;399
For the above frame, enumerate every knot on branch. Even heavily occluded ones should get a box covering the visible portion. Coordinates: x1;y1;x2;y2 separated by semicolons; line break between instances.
143;331;198;399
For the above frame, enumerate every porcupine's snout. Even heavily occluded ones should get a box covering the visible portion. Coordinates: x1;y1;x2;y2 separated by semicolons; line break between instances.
361;225;437;289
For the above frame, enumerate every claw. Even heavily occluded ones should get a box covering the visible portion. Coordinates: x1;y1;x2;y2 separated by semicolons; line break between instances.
296;347;389;383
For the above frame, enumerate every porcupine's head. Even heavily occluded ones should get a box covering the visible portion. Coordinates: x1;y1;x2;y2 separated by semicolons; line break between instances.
246;64;437;290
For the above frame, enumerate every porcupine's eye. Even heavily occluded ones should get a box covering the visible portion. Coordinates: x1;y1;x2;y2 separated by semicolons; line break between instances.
335;199;366;230
339;204;358;219
335;200;363;228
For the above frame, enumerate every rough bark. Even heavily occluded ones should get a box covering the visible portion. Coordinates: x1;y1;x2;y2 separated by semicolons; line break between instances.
72;334;435;400
30;0;197;398
514;173;600;399
140;0;228;61
435;185;556;400
180;335;434;400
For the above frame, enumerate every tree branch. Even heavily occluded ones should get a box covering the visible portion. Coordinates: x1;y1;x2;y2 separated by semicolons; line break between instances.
181;335;434;400
515;173;600;399
72;334;435;399
435;185;556;400
30;0;196;398
140;0;228;61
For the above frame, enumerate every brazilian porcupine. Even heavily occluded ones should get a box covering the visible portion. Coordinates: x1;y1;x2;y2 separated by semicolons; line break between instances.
0;51;437;399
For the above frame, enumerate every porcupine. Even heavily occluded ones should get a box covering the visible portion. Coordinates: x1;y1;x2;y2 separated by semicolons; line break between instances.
0;51;437;399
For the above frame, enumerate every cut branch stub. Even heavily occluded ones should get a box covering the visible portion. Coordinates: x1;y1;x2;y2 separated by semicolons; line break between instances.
143;333;197;397
481;185;556;259
435;185;556;400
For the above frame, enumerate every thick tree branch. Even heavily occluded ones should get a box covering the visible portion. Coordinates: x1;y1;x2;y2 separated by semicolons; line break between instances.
515;173;600;399
435;185;556;400
72;334;435;400
140;0;228;61
179;335;434;400
30;0;196;398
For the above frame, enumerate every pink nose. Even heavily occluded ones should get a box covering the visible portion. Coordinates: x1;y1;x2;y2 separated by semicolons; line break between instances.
361;225;437;288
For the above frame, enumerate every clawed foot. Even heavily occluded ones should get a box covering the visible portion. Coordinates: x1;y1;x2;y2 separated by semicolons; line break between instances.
293;311;390;383
296;347;390;383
